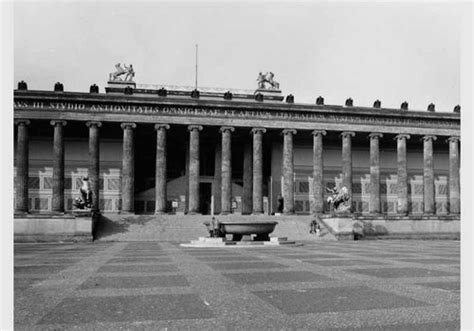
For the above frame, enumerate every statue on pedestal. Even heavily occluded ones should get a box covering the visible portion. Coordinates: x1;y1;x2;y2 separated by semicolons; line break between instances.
326;186;350;214
73;177;93;209
257;72;280;90
109;63;135;82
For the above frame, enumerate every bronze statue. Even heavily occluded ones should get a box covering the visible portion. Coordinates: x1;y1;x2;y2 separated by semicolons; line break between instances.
326;186;350;213
73;177;93;209
110;63;135;82
257;71;280;89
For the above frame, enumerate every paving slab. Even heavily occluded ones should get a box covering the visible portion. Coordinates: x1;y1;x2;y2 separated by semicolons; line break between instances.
223;271;331;285
253;286;429;314
37;294;215;324
79;275;190;289
349;267;457;278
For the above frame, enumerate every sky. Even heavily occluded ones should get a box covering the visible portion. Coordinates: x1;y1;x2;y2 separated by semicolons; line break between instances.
13;1;465;112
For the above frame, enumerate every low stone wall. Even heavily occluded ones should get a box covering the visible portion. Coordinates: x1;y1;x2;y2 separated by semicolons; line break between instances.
14;214;93;242
320;215;460;240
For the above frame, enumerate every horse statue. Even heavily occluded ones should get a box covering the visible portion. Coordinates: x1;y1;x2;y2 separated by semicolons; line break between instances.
257;71;280;90
326;186;350;213
109;63;135;82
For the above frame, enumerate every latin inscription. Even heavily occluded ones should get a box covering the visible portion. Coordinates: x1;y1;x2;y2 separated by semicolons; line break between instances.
13;100;459;128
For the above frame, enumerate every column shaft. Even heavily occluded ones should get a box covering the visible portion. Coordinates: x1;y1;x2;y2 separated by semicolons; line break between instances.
15;120;30;213
312;130;326;214
341;132;355;212
448;137;460;214
221;127;234;214
188;125;202;214
155;124;169;214
423;136;437;214
252;128;265;214
369;133;383;214
396;134;410;215
282;129;296;214
87;121;101;212
51;120;67;213
242;142;253;215
213;144;222;215
120;123;136;213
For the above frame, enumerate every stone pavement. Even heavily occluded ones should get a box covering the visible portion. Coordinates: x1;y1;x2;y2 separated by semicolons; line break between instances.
14;240;460;330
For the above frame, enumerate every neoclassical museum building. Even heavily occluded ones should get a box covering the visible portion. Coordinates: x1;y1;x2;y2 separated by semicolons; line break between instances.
13;70;461;241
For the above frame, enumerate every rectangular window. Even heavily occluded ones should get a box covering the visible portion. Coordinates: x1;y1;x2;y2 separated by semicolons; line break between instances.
380;184;387;194
107;178;120;191
295;200;304;212
352;183;361;194
65;177;72;190
298;181;309;193
28;177;40;189
43;176;53;190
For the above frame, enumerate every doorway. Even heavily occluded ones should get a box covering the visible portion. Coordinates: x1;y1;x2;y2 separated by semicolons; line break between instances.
199;183;212;215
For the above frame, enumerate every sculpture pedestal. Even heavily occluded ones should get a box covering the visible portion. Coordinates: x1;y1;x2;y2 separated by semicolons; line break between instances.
319;215;355;240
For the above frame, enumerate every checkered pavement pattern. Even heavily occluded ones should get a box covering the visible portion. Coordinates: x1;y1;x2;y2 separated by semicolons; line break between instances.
14;240;460;330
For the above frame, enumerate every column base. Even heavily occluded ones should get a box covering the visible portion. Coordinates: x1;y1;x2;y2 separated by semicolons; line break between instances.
423;212;436;216
251;212;263;216
154;211;168;215
220;211;232;215
14;211;30;216
283;211;295;215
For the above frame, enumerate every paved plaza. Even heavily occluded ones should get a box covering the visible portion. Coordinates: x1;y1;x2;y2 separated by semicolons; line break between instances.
14;240;460;330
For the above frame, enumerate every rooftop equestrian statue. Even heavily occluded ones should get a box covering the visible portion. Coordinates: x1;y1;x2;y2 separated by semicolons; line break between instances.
257;72;280;90
109;63;135;82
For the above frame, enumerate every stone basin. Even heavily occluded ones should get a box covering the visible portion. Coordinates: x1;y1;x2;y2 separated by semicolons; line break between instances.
203;221;278;241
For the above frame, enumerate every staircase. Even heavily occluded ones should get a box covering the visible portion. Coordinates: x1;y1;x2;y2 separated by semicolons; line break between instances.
94;214;337;242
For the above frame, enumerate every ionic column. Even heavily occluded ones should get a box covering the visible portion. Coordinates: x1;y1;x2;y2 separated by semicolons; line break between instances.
312;130;326;214
447;136;460;214
368;133;383;214
86;121;101;212
395;134;410;215
220;126;235;214
341;131;355;212
15;120;30;213
188;125;203;214
422;135;437;214
120;123;136;213
242;142;253;215
282;129;297;214
50;120;67;213
155;124;170;214
252;128;266;214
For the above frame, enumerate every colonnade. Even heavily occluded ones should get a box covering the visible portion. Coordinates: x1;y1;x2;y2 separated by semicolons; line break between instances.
14;120;460;216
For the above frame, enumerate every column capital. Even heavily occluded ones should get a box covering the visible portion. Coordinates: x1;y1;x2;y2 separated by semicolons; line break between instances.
251;127;266;134
340;131;355;138
120;122;137;130
86;121;102;128
421;135;437;142
311;130;327;136
368;132;383;140
447;136;460;143
188;125;203;132
394;134;410;141
281;129;297;136
50;120;67;127
220;126;235;133
14;119;30;126
154;123;170;131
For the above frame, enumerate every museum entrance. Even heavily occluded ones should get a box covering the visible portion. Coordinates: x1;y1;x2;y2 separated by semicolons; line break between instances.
199;183;212;215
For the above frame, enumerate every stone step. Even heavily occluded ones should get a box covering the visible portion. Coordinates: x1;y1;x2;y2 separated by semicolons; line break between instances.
94;214;335;242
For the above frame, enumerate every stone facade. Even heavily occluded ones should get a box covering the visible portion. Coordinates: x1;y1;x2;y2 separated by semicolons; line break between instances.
13;82;460;219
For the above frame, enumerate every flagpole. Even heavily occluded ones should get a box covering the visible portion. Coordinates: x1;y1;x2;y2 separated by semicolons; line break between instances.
195;44;198;90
